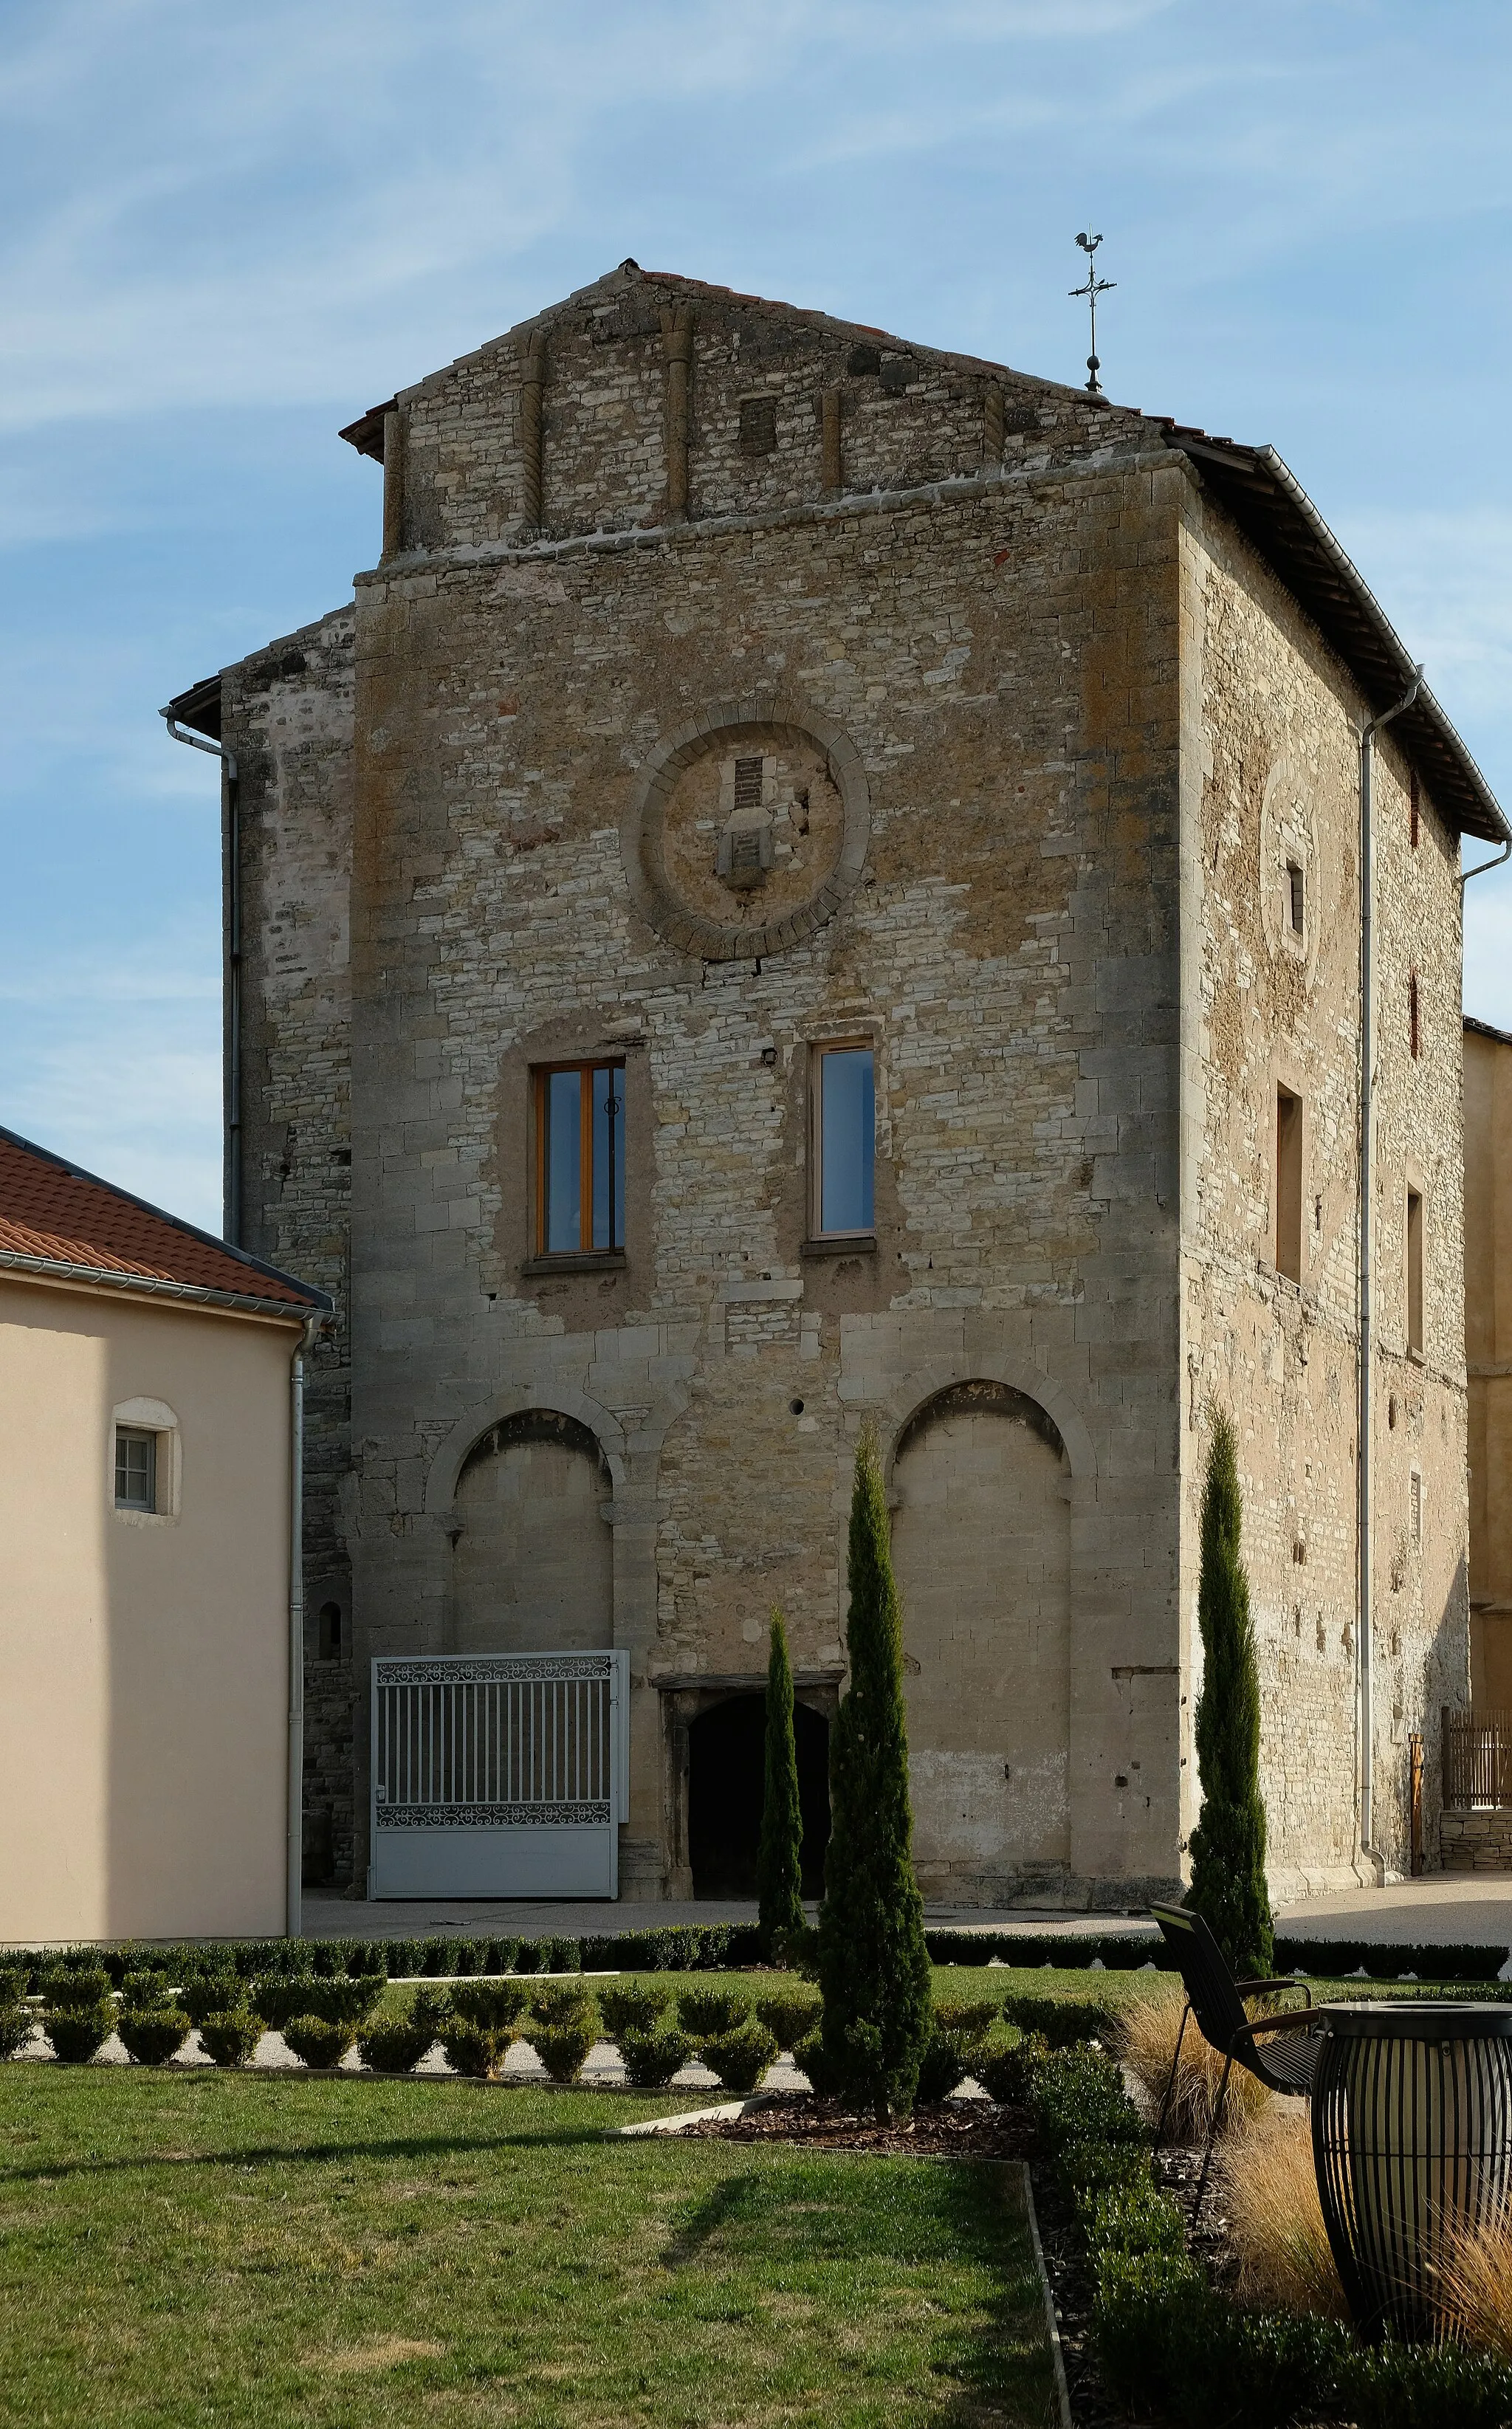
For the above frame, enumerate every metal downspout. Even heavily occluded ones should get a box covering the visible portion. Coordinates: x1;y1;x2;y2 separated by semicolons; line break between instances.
1357;670;1422;1874
161;713;241;1246
288;1314;319;1938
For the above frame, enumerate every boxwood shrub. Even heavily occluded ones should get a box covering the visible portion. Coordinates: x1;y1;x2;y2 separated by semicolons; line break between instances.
618;2023;693;2089
678;1987;752;2038
117;2009;192;2066
197;2010;261;2068
698;2019;777;2094
283;2016;357;2069
599;1982;671;2041
44;2001;117;2064
529;2019;599;2083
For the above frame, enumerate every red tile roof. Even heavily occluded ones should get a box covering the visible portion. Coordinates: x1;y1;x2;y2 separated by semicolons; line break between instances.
0;1127;329;1316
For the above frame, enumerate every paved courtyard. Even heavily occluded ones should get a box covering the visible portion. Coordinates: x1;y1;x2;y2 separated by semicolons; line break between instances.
302;1877;1512;1953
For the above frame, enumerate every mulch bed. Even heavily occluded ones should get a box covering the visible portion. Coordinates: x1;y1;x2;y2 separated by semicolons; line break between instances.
676;2093;1032;2160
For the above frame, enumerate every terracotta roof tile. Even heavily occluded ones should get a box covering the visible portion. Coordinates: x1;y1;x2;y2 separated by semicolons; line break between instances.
0;1127;327;1313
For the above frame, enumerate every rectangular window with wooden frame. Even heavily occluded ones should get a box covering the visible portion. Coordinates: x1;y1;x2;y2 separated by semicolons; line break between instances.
811;1042;875;1239
533;1061;625;1256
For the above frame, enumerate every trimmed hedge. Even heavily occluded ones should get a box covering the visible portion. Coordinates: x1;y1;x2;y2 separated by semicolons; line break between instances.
1011;2006;1512;2428
1274;1936;1511;1984
6;1923;1504;1996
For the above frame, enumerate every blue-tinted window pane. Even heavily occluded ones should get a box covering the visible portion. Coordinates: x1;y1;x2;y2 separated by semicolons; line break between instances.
820;1048;874;1233
592;1065;625;1249
546;1068;583;1250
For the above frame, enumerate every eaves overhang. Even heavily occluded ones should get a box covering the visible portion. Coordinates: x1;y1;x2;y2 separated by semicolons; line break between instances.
1166;430;1508;846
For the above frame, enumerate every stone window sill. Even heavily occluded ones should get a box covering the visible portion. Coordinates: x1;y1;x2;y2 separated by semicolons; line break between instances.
521;1251;628;1277
800;1234;876;1259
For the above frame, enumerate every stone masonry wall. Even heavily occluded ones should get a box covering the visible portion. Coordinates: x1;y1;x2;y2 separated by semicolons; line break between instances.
220;608;357;1882
390;261;1152;553
1177;488;1469;1897
344;400;1189;1903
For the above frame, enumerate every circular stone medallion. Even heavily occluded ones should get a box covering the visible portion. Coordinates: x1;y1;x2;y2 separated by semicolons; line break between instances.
621;700;870;961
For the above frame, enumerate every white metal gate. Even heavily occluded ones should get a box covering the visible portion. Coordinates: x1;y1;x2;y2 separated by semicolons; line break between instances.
368;1651;628;1900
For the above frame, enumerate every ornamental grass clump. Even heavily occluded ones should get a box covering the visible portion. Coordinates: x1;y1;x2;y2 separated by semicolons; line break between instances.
283;2016;357;2070
1213;2108;1344;2320
618;2023;694;2089
1437;2210;1512;2361
700;2017;778;2095
1187;1410;1274;1978
816;1431;932;2123
599;1982;670;2041
199;2010;262;2068
757;1608;805;1959
1116;1981;1271;2144
117;2009;192;2066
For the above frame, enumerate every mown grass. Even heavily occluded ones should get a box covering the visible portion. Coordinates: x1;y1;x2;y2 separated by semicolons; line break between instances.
0;2069;1059;2429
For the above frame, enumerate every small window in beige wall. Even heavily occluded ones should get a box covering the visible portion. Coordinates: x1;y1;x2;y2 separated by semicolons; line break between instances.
1276;1088;1303;1283
110;1398;180;1522
1286;860;1305;937
1406;1187;1424;1354
318;1601;343;1660
1409;1466;1423;1551
114;1426;157;1512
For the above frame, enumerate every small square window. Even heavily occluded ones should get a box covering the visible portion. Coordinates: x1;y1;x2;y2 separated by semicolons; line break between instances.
114;1426;157;1513
812;1045;875;1237
533;1061;625;1255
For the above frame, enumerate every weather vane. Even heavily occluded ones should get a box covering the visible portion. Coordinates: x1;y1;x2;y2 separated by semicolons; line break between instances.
1070;231;1115;396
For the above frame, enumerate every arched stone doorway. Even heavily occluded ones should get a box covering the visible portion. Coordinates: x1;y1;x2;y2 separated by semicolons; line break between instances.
890;1379;1072;1897
687;1693;831;1897
451;1409;613;1653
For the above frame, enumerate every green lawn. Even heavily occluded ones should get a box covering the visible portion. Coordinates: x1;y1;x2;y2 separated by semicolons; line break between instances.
0;2069;1060;2428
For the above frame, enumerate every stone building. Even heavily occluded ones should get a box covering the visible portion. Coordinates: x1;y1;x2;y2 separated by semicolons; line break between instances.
164;260;1506;1907
1463;1016;1512;1713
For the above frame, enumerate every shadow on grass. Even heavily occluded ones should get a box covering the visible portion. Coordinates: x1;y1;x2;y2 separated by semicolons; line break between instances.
659;2152;1061;2426
0;2120;636;2186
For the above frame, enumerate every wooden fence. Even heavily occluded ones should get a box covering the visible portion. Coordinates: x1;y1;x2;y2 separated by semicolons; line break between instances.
1442;1708;1512;1810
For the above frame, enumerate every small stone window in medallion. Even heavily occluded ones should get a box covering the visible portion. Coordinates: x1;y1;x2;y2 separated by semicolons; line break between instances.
1286;860;1305;937
738;396;777;456
716;755;774;892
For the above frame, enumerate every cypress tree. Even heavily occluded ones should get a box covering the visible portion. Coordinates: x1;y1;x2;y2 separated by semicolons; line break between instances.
817;1431;932;2121
757;1608;805;1958
1186;1410;1274;1977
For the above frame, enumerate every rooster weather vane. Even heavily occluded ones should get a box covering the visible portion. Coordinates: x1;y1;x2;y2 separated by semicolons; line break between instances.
1070;231;1115;397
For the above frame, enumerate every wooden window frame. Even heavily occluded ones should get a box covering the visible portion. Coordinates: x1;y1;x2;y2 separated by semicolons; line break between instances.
114;1425;158;1514
532;1059;626;1258
809;1038;876;1243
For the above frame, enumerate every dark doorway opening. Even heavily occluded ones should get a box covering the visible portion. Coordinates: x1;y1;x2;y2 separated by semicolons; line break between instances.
687;1694;830;1897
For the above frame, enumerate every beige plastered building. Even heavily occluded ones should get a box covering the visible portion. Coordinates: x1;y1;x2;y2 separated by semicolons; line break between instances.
163;261;1508;1908
0;1127;329;1945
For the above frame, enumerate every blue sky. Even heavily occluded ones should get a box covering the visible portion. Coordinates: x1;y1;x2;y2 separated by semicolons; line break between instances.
2;0;1509;1233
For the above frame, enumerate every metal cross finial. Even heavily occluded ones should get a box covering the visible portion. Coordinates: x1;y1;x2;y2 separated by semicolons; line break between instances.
1070;230;1115;396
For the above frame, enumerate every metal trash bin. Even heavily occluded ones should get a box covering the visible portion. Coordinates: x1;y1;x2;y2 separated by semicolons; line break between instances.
1311;2000;1512;2341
